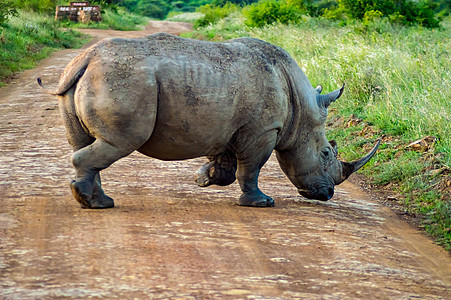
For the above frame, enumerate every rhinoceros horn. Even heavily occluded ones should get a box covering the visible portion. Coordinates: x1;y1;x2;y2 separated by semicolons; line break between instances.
318;83;345;108
337;140;381;184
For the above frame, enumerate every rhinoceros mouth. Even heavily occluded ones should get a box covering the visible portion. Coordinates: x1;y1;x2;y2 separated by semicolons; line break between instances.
298;187;334;201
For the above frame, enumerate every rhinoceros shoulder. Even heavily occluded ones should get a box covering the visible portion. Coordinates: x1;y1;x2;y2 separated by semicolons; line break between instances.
228;37;294;62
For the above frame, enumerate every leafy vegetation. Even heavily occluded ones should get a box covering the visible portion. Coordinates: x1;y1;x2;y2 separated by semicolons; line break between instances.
184;8;451;249
93;0;211;19
195;3;239;27
194;0;445;28
244;0;305;27
0;10;86;86
0;1;18;25
0;0;151;85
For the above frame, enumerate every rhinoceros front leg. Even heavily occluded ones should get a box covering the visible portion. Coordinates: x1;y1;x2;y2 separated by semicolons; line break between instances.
70;139;132;209
195;151;237;187
236;130;277;207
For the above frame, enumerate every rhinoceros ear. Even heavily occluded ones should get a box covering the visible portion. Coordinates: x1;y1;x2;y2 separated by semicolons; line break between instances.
315;85;323;94
329;140;338;155
318;83;345;109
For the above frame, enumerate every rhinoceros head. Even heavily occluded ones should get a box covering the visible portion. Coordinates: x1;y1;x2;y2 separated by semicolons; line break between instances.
276;84;380;201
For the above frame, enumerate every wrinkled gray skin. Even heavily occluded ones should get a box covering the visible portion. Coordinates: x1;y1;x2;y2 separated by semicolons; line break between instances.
38;33;379;209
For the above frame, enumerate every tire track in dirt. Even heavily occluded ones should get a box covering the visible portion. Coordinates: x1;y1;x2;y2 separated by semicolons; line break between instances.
0;21;450;299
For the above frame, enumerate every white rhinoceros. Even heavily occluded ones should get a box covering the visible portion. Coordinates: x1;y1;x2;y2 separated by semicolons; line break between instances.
38;33;379;209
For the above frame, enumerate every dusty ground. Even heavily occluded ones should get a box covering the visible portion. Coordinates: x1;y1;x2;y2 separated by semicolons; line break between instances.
0;21;450;299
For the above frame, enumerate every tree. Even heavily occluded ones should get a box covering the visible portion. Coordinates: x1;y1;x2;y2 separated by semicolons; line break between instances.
137;0;171;19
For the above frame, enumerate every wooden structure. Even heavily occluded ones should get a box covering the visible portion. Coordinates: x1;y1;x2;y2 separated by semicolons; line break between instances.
55;1;101;23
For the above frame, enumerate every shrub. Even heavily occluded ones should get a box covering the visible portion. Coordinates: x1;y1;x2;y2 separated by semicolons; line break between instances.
401;0;441;27
13;0;58;14
0;10;85;85
136;0;171;19
0;1;18;25
337;0;441;28
195;3;239;27
212;0;258;6
244;0;304;27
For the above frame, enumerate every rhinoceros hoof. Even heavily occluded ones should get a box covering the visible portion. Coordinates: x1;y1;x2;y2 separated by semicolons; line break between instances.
239;192;274;207
70;180;114;209
90;194;114;209
195;165;212;187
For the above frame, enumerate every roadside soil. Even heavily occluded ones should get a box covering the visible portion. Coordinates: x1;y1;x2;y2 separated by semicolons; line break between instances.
0;21;450;299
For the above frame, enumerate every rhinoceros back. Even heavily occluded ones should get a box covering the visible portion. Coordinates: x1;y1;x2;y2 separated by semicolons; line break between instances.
125;34;291;160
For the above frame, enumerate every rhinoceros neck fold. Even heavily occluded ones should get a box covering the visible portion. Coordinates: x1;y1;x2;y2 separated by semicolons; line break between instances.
275;63;319;151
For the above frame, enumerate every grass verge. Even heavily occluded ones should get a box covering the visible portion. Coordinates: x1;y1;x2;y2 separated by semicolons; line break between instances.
183;15;451;250
0;10;86;87
0;8;148;87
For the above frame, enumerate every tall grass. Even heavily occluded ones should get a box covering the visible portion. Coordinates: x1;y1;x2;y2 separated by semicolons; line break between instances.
184;14;451;249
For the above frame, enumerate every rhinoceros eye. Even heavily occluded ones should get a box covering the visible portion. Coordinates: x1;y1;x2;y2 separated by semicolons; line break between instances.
321;149;331;161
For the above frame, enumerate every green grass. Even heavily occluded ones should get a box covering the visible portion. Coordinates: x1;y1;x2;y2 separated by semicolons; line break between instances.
0;10;86;86
184;13;451;250
166;11;204;23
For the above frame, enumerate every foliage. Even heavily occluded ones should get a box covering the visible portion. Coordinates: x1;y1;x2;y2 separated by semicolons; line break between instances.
12;0;58;14
194;0;445;28
334;0;441;28
0;10;85;86
137;0;171;19
211;0;258;7
244;0;305;27
0;1;18;25
195;3;239;27
120;0;210;19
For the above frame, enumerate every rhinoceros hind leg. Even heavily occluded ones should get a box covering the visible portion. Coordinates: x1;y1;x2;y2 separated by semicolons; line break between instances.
71;175;115;209
195;152;237;187
70;178;94;209
90;174;114;209
70;139;133;208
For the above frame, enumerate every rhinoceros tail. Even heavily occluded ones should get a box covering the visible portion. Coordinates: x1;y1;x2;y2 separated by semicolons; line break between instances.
37;54;89;96
37;77;59;95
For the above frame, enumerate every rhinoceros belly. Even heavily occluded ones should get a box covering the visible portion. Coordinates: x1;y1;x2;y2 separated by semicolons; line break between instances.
137;58;250;160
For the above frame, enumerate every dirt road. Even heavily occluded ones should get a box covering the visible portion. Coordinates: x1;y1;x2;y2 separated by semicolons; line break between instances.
0;21;450;299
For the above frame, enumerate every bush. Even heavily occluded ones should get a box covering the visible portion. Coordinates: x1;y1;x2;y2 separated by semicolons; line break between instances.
121;0;210;19
212;0;258;6
13;0;58;14
136;0;171;19
0;10;85;86
0;1;18;25
244;0;304;27
337;0;441;28
195;3;239;27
